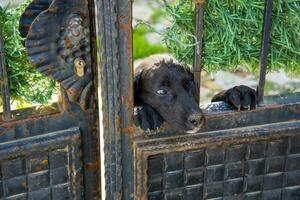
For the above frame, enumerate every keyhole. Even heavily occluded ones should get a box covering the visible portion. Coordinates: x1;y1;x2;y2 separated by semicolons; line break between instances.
74;58;86;77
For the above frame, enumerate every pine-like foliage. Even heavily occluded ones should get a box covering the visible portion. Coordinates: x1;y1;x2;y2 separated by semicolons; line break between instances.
160;0;300;74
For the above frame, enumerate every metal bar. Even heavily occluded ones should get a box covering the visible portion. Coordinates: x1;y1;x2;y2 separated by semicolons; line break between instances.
95;0;123;199
118;0;133;126
257;0;273;104
0;32;12;121
193;0;205;104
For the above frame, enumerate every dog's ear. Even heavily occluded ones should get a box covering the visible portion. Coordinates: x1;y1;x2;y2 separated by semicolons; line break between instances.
134;68;143;104
185;64;194;78
184;64;200;100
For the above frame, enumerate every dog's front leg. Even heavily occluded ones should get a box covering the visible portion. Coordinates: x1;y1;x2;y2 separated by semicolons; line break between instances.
134;103;164;131
212;85;258;110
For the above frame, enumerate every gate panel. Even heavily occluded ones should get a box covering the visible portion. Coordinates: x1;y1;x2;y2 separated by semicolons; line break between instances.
1;107;100;199
0;0;100;198
140;122;300;200
0;127;82;199
93;0;300;199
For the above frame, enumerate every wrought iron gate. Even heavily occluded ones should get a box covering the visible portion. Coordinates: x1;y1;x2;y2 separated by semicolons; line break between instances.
1;0;299;200
97;0;300;200
0;0;100;199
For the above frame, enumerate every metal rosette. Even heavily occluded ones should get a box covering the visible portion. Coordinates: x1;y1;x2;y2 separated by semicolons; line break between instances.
22;0;93;110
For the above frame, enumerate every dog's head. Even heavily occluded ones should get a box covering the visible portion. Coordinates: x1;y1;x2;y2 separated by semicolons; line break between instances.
134;55;204;133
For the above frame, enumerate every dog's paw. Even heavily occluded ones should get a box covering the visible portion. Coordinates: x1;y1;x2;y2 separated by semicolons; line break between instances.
134;104;164;131
212;85;258;110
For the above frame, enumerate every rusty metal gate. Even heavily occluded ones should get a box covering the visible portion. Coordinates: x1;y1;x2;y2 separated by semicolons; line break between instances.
0;0;300;200
97;0;300;200
0;0;100;199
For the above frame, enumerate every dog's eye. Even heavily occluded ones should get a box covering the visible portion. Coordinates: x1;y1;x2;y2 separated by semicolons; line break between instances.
156;89;168;96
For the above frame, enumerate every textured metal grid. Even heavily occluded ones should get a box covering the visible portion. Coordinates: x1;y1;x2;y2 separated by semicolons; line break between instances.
0;128;82;200
0;147;78;200
147;136;300;200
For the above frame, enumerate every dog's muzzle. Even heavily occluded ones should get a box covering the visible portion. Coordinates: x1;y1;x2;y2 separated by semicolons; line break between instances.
186;113;205;133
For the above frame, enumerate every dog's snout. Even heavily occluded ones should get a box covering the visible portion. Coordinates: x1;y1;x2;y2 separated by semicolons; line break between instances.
188;113;204;127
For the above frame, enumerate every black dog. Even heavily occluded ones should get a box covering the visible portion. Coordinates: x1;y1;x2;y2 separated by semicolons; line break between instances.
134;55;257;133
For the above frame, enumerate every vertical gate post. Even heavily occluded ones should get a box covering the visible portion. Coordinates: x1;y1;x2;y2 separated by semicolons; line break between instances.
116;0;136;200
193;0;205;104
257;0;273;104
95;0;134;199
96;0;122;196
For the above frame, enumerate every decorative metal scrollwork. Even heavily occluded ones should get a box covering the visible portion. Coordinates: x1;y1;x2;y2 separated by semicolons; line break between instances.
19;0;93;110
19;0;53;38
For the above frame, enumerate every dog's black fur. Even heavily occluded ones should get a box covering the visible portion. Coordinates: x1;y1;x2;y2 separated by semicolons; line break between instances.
134;55;257;133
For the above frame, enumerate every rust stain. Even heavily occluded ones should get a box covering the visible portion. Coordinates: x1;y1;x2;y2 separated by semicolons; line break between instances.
64;37;72;49
42;159;49;165
85;162;100;170
40;46;49;52
120;22;132;63
116;116;122;132
195;0;205;5
121;94;133;111
123;124;143;135
119;8;134;119
68;88;80;98
117;115;121;125
127;75;134;106
120;23;131;33
119;15;126;20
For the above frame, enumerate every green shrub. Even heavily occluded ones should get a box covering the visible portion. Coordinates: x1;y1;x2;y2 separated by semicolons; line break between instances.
0;2;57;105
160;0;300;74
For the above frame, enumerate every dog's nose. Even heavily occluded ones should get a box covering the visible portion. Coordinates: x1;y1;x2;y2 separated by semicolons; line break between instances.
188;113;204;127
